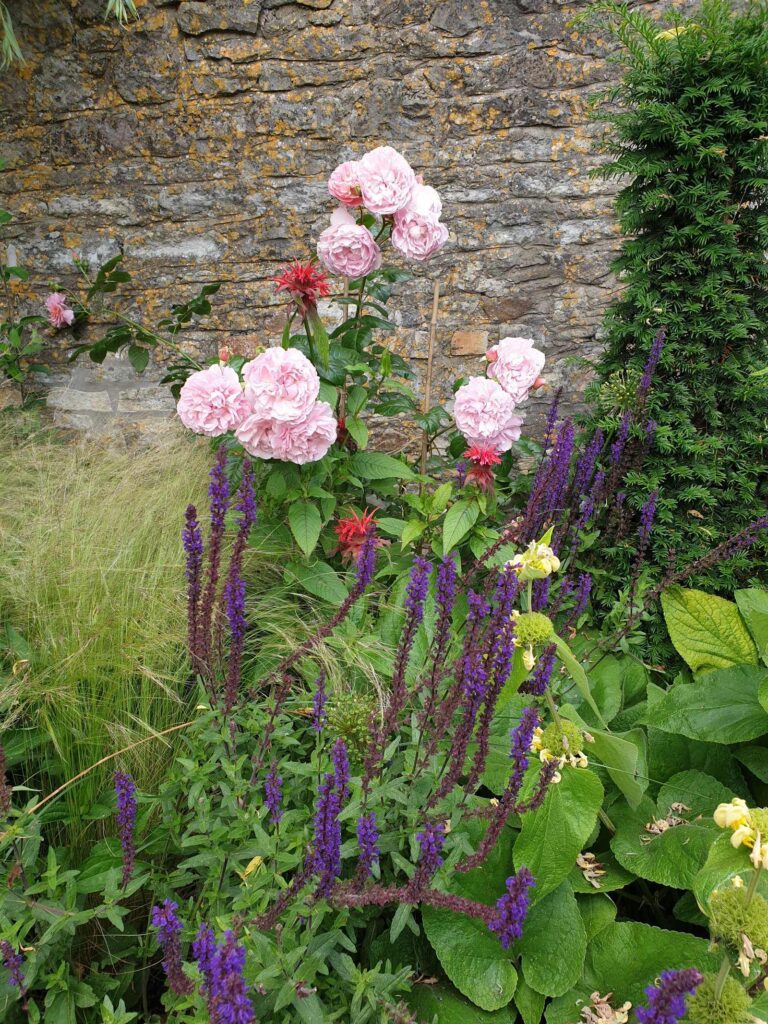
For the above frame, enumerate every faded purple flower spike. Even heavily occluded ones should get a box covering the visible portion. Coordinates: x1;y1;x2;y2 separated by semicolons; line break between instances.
151;899;194;996
572;428;604;500
639;490;659;546
311;670;327;732
0;940;25;992
455;459;468;488
639;328;666;398
610;411;631;468
265;763;283;825
310;739;349;896
183;504;204;664
565;573;592;625
543;388;562;449
636;968;702;1024
356;812;380;877
488;867;535;949
209;931;256;1024
114;771;137;887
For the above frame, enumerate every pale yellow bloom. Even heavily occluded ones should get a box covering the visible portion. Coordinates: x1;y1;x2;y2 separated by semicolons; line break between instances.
714;798;751;830
732;875;745;889
731;824;755;850
507;533;561;581
522;645;536;671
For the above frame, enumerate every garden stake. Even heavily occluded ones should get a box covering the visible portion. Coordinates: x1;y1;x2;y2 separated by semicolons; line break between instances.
419;280;440;481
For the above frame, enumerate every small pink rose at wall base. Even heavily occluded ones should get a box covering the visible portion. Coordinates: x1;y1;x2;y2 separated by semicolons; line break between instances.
453;376;523;453
270;401;338;464
242;347;320;423
316;221;382;279
45;292;75;328
177;364;249;438
486;337;546;405
357;145;417;215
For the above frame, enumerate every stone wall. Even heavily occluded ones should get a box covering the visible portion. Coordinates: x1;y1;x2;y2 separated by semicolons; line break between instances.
0;0;628;441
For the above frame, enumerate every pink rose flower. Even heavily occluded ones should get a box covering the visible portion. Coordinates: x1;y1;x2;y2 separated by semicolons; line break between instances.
317;208;382;278
242;346;319;423
404;182;443;218
486;337;546;404
453;376;523;453
270;400;337;464
177;364;248;437
357;145;416;215
235;407;276;460
391;209;449;262
328;160;364;207
45;292;75;328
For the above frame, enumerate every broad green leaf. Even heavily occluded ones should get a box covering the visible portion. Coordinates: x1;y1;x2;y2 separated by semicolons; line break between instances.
735;588;768;666
407;982;516;1023
285;561;348;607
443;499;480;554
519;882;586;996
344;416;368;449
733;744;768;783
348;451;416;480
545;922;719;1024
751;991;768;1022
375;517;406;538
288;501;322;557
422;906;518;1011
589;727;647;808
430;481;453;514
514;768;604;902
661;586;758;674
553;636;608;728
127;344;149;372
644;665;768;743
515;977;545;1024
610;770;729;889
306;306;329;368
577;893;617;940
693;832;768;909
647;726;747;790
401;519;426;549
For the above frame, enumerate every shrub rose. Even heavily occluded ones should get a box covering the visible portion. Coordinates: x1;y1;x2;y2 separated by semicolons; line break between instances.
357;145;416;215
235;407;276;460
453;376;523;453
242;347;319;423
328;160;364;207
176;364;248;438
317;208;382;278
404;182;443;219
486;336;546;404
270;401;337;464
45;292;75;328
392;210;448;262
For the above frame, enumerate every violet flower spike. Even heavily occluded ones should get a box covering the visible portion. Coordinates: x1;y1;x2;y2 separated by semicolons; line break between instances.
151;899;194;996
114;771;137;888
0;940;25;992
208;931;256;1024
639;328;666;398
520;643;556;696
193;922;217;995
636;968;702;1024
415;820;446;878
311;670;327;732
265;763;283;825
487;867;535;950
638;489;659;546
356;812;380;877
183;504;204;663
610;411;631;468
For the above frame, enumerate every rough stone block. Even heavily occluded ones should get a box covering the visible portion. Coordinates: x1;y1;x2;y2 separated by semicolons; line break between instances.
47;388;113;413
450;329;490;357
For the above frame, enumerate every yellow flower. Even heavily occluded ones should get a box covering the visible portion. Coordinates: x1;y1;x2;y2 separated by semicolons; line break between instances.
509;541;561;581
714;798;751;830
731;824;755;850
522;645;536;672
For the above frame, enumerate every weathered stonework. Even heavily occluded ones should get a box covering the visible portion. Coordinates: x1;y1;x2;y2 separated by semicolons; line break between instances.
0;0;638;440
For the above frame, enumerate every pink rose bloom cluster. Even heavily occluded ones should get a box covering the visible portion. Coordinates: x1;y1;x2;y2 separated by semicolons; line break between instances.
453;337;545;453
319;146;448;277
177;347;337;465
45;292;75;328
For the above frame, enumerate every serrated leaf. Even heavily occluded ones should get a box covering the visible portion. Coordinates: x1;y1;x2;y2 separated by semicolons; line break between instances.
519;882;586;996
515;978;546;1024
661;586;758;674
344;416;368;449
645;665;768;743
288;501;322;557
127;344;149;372
443;499;480;554
736;588;768;666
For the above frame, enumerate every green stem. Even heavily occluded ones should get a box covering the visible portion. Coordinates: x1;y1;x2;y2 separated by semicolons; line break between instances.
745;861;762;905
304;315;317;364
544;688;563;730
713;954;731;1001
527;580;533;612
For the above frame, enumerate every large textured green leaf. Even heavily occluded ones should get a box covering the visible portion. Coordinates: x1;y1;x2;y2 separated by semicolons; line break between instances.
735;588;768;666
577;893;617;940
645;665;768;743
407;982;516;1023
610;770;728;888
285;561;348;606
515;978;545;1024
421;907;518;1012
519;882;586;997
661;586;758;674
287;500;322;557
442;499;480;554
545;922;719;1024
514;768;604;902
693;832;768;908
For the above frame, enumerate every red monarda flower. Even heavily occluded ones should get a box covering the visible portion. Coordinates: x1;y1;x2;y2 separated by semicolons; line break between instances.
274;260;331;318
464;444;502;492
335;509;382;562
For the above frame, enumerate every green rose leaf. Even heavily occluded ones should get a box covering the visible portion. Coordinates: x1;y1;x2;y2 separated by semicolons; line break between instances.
610;770;729;888
519;882;586;996
661;586;758;674
735;588;768;666
644;665;768;743
348;451;416;480
514;768;604;902
288;500;322;557
421;907;518;1012
407;982;516;1023
545;922;719;1024
443;499;480;554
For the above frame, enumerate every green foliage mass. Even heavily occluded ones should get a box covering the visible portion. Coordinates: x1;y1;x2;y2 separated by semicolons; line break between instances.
581;0;768;615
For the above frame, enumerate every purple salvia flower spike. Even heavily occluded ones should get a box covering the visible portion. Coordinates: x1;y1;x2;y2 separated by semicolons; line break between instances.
0;940;25;992
209;931;256;1024
639;489;659;546
151;899;193;996
193;922;217;994
311;670;327;732
183;504;204;666
415;820;446;879
356;812;380;877
488;867;535;949
636;968;702;1024
114;771;137;888
639;328;666;399
520;644;556;696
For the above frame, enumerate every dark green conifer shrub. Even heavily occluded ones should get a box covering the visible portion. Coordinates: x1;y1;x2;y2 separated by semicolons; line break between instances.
580;0;768;619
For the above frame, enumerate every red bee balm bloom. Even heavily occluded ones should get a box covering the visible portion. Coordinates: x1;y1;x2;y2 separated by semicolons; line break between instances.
335;509;382;562
464;445;502;492
274;260;331;317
